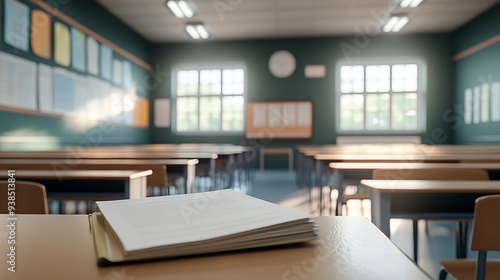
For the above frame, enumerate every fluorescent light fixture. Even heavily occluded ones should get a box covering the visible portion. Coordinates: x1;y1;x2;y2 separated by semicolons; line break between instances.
185;23;210;39
196;25;209;39
165;0;195;18
185;25;200;39
383;16;409;32
399;0;424;8
392;16;409;32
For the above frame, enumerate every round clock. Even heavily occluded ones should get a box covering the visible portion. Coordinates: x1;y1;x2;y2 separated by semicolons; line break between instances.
268;50;296;78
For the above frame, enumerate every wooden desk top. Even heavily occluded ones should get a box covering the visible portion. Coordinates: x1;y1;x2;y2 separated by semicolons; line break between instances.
0;151;219;160
360;180;500;193
315;153;500;162
329;162;500;170
0;158;199;166
0;215;430;280
0;170;152;180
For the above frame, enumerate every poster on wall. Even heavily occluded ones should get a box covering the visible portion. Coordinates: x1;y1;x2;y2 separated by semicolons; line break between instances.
4;0;29;51
480;83;489;123
54;22;71;67
87;37;99;76
31;10;52;59
113;59;122;86
38;63;53;113
71;28;86;72
154;98;170;128
53;68;76;114
473;86;480;124
464;88;472;124
0;51;37;110
492;82;500;122
100;45;113;81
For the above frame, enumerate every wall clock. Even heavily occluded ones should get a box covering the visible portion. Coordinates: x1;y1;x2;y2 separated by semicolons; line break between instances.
268;50;296;78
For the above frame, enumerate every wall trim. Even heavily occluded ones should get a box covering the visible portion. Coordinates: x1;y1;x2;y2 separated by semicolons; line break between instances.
452;34;500;62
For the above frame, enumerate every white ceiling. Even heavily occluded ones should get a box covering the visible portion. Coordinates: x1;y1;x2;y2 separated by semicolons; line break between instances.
96;0;499;43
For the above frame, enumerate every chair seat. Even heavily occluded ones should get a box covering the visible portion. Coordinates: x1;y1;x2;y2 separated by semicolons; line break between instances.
440;259;500;280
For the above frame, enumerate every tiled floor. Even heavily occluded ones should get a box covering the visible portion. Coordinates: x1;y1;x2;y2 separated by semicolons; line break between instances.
246;170;500;280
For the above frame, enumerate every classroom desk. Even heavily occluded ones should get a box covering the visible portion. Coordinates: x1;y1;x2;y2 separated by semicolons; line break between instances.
0;158;199;194
308;153;500;215
0;215;431;280
0;170;152;199
0;149;250;191
328;162;500;216
359;180;500;239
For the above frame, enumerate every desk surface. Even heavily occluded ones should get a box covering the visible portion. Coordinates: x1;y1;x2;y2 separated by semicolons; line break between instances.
360;179;500;193
0;169;152;180
0;215;430;280
329;162;500;171
315;153;500;161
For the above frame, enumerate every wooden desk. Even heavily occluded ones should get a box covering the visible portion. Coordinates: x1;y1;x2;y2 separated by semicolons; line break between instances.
0;215;430;280
360;180;500;238
328;162;500;215
0;170;152;199
0;158;199;194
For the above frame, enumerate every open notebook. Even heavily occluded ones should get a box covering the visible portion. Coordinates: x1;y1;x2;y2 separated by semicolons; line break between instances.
89;189;317;265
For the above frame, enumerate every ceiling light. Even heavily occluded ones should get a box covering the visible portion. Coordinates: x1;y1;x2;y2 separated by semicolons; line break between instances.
185;23;210;40
399;0;424;8
165;0;196;18
383;16;409;32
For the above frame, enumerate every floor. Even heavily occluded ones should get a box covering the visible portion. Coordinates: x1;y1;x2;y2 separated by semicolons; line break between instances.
246;170;500;280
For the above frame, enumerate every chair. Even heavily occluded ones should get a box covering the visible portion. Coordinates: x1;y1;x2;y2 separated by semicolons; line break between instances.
372;168;489;264
0;180;49;214
439;195;500;280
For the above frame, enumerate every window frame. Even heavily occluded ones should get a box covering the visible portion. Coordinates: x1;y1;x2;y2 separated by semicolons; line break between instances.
171;62;247;135
335;57;427;134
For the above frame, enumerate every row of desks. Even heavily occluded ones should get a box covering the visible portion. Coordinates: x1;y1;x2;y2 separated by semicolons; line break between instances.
296;144;500;216
0;144;255;211
297;144;500;262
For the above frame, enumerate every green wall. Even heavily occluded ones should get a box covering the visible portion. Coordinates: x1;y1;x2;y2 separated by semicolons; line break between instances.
453;3;500;144
0;0;153;150
151;34;455;149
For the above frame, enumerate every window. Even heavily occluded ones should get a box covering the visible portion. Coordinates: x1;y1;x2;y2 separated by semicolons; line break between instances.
173;66;245;133
337;60;424;132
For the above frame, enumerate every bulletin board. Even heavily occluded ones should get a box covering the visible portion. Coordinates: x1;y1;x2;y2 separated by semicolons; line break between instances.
246;101;313;139
0;0;151;128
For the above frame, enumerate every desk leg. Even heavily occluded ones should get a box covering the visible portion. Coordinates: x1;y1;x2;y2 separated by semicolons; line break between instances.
370;191;391;237
315;160;323;215
129;177;147;199
186;164;195;194
333;169;344;216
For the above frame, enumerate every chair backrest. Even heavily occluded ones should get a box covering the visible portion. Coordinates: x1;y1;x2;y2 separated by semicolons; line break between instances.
372;168;489;180
471;195;500;280
0;180;48;214
471;195;500;252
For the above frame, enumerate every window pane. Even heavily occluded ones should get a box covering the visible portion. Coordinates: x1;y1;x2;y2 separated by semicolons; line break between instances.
392;64;418;92
222;96;244;131
391;92;418;130
340;65;364;93
176;97;198;131
365;94;390;130
340;94;364;130
177;70;198;96
200;97;221;131
366;65;390;93
223;69;244;95
200;70;221;95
